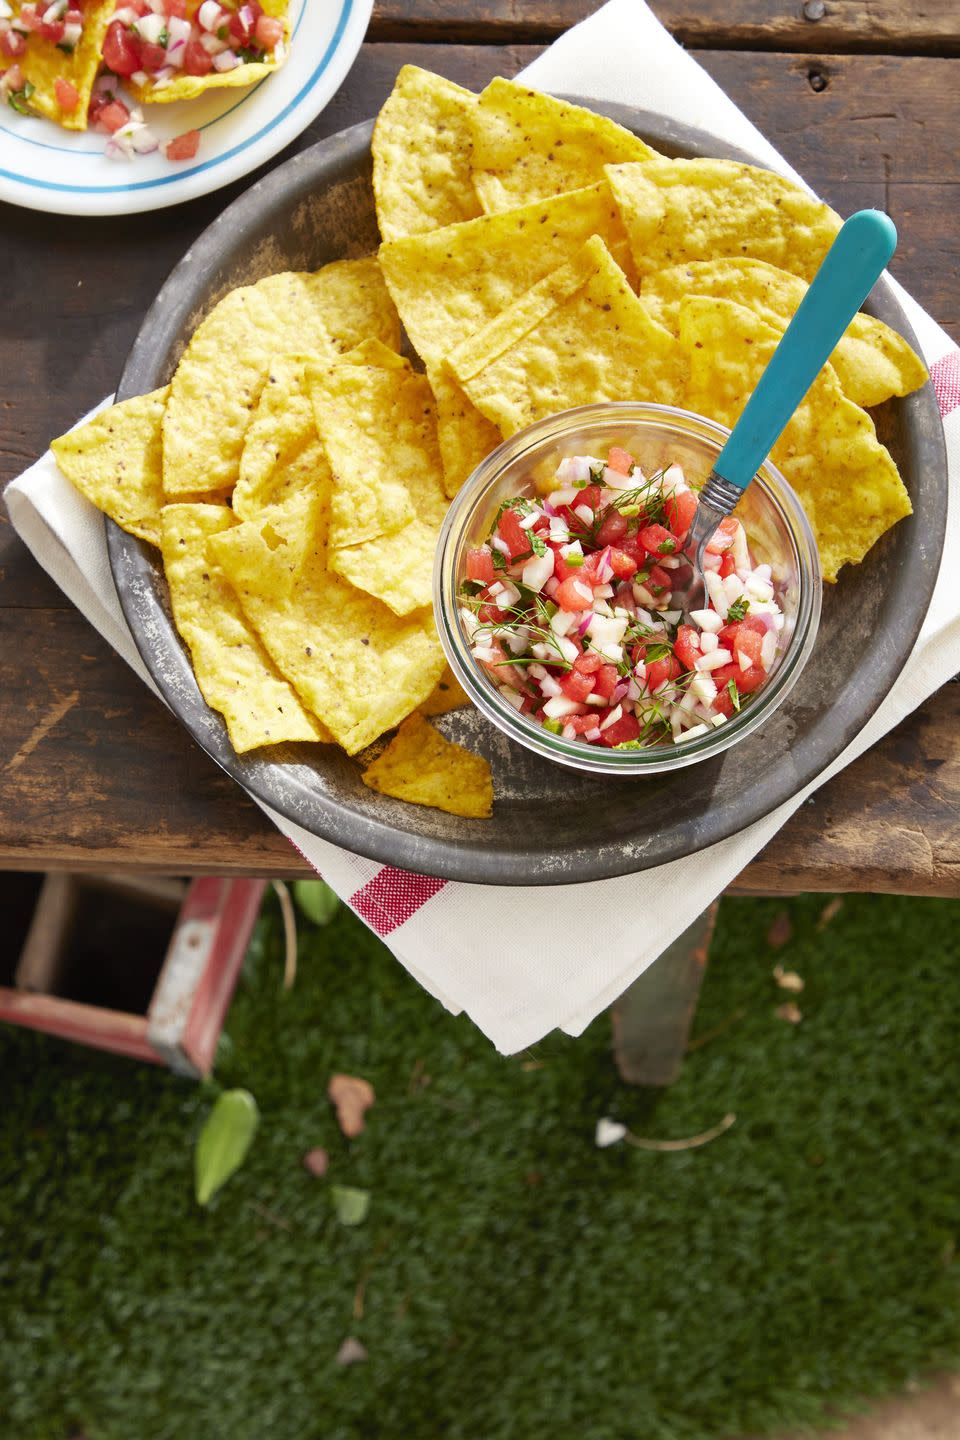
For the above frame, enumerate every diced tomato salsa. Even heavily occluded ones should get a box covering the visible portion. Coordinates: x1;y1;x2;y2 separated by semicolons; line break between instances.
458;446;785;750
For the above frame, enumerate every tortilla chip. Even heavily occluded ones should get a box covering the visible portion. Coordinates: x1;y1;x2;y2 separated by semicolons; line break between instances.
378;181;636;371
163;262;399;498
309;355;447;545
450;235;686;437
680;296;912;582
233;354;333;526
128;0;290;104
471;78;657;214
419;664;471;716
607;158;841;283
429;364;502;498
160;503;326;752
372;65;483;242
641;258;928;409
209;493;445;754
13;0;113;130
361;714;492;818
312;361;449;613
52;389;170;546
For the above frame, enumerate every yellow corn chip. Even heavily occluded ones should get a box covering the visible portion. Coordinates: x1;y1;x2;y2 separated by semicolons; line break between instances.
52;389;169;547
372;65;483;242
209;493;445;754
450;235;686;436
233;354;332;525
471;78;657;214
310;355;447;543
163;261;399;498
680;296;912;582
160;503;326;752
641;258;928;409
129;0;289;104
420;664;471;716
361;714;492;818
429;364;502;498
13;0;113;130
607;158;841;283
313;361;449;614
379;181;635;371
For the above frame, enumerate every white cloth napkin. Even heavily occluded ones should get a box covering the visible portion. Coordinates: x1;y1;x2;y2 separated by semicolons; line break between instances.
5;0;959;1054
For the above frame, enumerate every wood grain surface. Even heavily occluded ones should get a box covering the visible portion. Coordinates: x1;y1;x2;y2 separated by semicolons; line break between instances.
1;29;957;892
370;0;960;55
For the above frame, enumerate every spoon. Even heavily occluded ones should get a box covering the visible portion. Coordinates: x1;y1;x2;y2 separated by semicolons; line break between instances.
674;208;898;612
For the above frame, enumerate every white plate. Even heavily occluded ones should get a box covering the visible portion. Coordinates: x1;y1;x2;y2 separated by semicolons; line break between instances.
0;0;372;216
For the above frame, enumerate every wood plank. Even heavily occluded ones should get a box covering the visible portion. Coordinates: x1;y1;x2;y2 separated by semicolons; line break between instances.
1;608;958;895
369;0;960;55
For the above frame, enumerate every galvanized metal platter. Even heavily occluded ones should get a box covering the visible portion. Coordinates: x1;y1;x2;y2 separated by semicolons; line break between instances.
108;103;947;884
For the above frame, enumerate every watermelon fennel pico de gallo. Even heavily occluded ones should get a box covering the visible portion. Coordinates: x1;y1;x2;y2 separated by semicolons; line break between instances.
458;445;785;750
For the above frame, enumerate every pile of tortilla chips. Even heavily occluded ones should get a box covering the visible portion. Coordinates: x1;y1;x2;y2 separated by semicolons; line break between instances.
4;0;290;134
374;66;926;582
53;69;930;821
53;254;484;818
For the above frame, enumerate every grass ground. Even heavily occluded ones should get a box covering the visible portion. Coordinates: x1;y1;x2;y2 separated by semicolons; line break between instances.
0;891;958;1440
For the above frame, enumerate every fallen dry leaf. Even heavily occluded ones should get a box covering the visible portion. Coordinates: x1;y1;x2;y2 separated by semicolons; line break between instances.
302;1147;329;1178
328;1074;375;1138
335;1337;368;1367
767;910;793;949
817;896;845;930
773;964;805;994
775;1002;803;1024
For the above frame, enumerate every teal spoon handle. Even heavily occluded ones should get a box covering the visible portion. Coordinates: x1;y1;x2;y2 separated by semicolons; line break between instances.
713;208;897;490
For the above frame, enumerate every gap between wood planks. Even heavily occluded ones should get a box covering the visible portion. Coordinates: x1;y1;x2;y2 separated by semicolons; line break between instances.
368;1;960;58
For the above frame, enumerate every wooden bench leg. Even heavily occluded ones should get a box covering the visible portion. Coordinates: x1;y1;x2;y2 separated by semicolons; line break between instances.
611;901;719;1086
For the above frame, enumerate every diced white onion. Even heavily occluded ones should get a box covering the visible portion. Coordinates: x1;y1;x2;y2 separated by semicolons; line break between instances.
574;504;594;525
738;651;752;673
517;510;540;530
761;629;778;670
498;686;525;711
539;675;563;698
691;671;718;705
690;608;722;633
213;50;241;71
676;723;709;743
746;575;775;602
704;571;729;618
133;12;166;43
521;549;554;592
700;632;718;654
198;0;223;29
694;647;732;673
543;696;588;719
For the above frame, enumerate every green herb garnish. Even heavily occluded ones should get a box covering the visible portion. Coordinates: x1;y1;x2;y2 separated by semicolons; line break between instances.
727;678;741;712
8;81;36;116
727;596;750;622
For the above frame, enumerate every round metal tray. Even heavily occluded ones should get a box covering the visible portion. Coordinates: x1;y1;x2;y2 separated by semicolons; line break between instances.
109;102;947;885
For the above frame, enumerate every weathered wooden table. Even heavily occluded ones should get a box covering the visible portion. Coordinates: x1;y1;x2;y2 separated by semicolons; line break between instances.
2;3;958;920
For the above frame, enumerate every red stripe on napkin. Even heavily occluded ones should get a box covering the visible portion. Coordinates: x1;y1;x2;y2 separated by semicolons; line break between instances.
931;351;960;418
351;867;447;936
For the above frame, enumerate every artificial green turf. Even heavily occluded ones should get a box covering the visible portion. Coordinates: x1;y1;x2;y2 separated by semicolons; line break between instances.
1;892;958;1440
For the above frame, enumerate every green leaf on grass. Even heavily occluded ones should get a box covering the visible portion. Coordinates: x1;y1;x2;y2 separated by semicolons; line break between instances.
194;1089;259;1206
330;1186;370;1227
293;880;340;926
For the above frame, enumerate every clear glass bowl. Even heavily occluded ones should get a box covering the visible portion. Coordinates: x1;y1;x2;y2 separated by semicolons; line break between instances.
433;403;822;775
